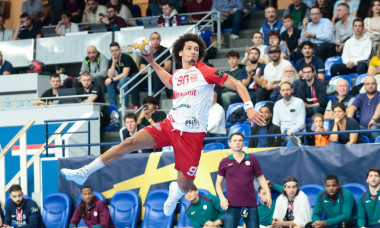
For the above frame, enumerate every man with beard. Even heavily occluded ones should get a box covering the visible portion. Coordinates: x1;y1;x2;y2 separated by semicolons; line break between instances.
3;184;45;228
100;5;126;31
82;0;107;23
358;168;380;228
76;72;105;103
34;74;61;106
13;13;42;40
295;41;325;80
347;76;380;141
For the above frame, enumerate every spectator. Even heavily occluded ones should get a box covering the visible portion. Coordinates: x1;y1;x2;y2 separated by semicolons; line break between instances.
13;13;42;40
301;7;335;61
216;133;272;227
100;5;127;31
76;72;105;103
324;78;355;120
0;51;14;75
283;0;310;30
306;175;357;228
158;1;181;27
281;15;301;63
0;15;14;42
368;47;380;78
185;184;225;228
249;102;281;148
105;42;140;109
272;177;312;228
330;103;360;144
357;0;371;19
49;0;64;24
273;81;306;145
137;96;166;126
55;11;79;36
358;168;380;228
364;0;380;55
121;112;145;141
22;0;43;21
211;0;243;40
149;0;183;16
69;186;115;228
295;41;325;80
82;0;107;23
108;0;134;26
347;76;380;141
270;65;300;102
4;184;45;228
264;31;289;64
309;113;329;146
332;0;359;25
260;6;286;46
298;64;327;117
369;103;380;131
186;0;212;21
256;45;291;103
63;0;85;23
207;91;226;137
335;3;355;56
221;50;242;110
139;32;172;103
77;45;108;95
33;74;61;106
242;32;267;65
258;181;283;228
303;0;315;8
314;0;333;20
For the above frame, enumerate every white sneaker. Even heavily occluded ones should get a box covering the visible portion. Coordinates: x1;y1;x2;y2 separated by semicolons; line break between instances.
230;34;240;40
60;168;89;186
290;136;302;147
163;182;180;216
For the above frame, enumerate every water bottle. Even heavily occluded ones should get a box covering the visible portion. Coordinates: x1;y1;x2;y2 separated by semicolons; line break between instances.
26;100;31;107
172;17;177;27
5;97;11;108
165;17;170;27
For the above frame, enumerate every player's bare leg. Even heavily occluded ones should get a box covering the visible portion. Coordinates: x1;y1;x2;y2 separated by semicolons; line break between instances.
60;129;156;185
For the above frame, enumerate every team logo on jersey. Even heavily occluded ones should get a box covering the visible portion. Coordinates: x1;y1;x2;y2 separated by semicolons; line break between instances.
185;117;200;128
94;211;98;216
214;70;224;77
172;103;191;110
173;89;197;99
245;161;250;166
190;73;198;82
31;207;39;213
203;205;208;210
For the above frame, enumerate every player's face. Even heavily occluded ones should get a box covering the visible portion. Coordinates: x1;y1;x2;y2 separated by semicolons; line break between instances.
179;41;199;64
248;49;260;63
227;56;239;68
284;182;298;198
367;171;380;188
184;190;198;203
125;117;137;132
150;33;161;48
301;45;313;58
260;107;272;122
252;33;263;45
110;46;121;58
10;190;24;207
50;77;61;89
81;75;93;89
81;188;94;205
325;179;339;198
229;135;244;151
258;189;268;204
313;116;324;129
87;47;98;62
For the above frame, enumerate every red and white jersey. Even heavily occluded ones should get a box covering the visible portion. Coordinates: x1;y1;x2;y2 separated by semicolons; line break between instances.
167;62;228;132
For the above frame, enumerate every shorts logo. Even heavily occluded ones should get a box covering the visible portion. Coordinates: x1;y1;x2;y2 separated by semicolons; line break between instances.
215;70;224;77
154;123;161;130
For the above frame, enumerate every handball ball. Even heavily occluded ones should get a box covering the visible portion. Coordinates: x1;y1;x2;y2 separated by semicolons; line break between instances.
133;37;151;56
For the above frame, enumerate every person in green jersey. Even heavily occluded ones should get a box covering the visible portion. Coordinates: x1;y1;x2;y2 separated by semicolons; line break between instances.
358;168;380;228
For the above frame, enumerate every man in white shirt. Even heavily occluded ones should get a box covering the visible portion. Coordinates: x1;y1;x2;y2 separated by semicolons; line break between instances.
0;15;13;42
207;91;226;137
82;0;107;23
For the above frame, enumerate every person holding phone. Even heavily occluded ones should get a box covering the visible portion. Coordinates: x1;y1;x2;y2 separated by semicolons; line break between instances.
82;0;106;23
137;96;166;126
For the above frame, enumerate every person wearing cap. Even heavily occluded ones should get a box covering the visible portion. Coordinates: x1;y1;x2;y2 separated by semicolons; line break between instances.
272;177;312;228
137;96;166;126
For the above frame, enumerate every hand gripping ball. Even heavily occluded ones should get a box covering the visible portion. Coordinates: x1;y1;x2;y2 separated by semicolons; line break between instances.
132;37;151;56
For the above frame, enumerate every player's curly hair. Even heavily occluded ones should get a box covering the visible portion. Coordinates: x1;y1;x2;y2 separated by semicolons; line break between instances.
172;33;206;64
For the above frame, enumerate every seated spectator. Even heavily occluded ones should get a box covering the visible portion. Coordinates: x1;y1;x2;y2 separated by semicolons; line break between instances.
22;0;43;21
105;42;140;109
0;51;14;75
0;15;14;42
298;64;327;117
249;103;281;148
295;41;325;80
257;45;291;103
347;75;380;141
324;78;355;120
122;112;145;141
221;51;242;110
34;74;61;106
4;184;45;227
108;0;135;26
332;0;359;25
358;168;380;228
211;0;243;40
309;113;329;146
260;6;286;46
273;82;306;145
369;103;380;131
186;0;212;21
301;7;335;61
270;65;300;102
185;184;224;228
272;177;312;228
55;11;80;36
0;202;3;227
207;91;226;137
281;15;301;63
137;96;166;126
306;175;357;228
330;103;360;144
100;5;126;31
149;0;183;16
242;32;267;65
13;13;42;40
314;0;333;20
264;31;289;64
69;186;115;228
158;1;181;27
368;46;380;77
258;181;283;228
63;0;85;23
76;72;105;103
82;0;107;24
335;3;355;56
283;0;310;30
364;0;380;55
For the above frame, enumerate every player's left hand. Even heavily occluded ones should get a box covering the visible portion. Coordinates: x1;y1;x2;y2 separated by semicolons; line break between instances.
247;108;266;126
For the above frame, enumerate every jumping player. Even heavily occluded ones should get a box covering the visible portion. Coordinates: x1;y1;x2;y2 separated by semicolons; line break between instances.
61;33;267;216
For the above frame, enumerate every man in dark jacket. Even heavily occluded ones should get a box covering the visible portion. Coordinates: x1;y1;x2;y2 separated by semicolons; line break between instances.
249;103;281;148
298;64;327;117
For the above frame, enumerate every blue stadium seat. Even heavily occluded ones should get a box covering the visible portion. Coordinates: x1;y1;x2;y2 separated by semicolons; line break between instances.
300;184;324;210
355;73;367;86
177;189;211;228
311;120;332;131
341;183;368;204
199;30;213;46
203;142;225;152
254;100;274;112
141;189;174;228
222;28;232;33
329;75;352;92
180;15;189;24
226;102;244;127
110;190;140;228
375;136;380;143
325;56;343;80
347;73;358;78
101;105;121;132
362;135;370;143
42;193;71;228
228;123;251;148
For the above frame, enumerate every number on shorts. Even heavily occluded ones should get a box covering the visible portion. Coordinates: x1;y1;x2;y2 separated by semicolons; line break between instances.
187;166;198;177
